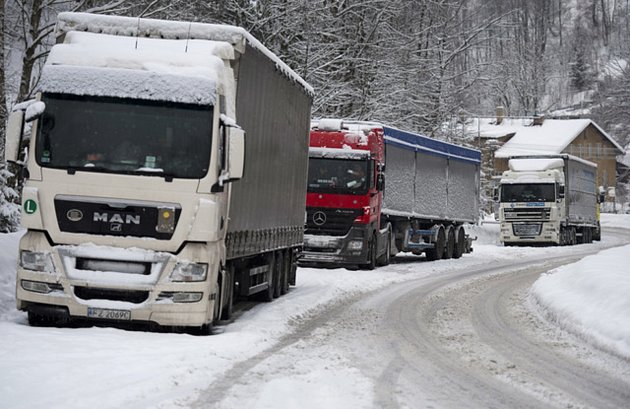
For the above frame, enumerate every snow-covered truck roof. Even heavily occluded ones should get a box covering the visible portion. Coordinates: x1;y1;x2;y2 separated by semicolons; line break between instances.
507;154;597;171
40;31;227;105
54;12;313;96
310;119;481;164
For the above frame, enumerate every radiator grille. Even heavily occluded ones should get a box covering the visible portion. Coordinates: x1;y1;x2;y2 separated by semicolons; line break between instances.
305;207;362;236
503;207;550;221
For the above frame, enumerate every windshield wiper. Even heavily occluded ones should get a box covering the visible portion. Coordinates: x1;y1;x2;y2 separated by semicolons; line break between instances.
132;168;176;182
65;166;174;181
66;165;111;175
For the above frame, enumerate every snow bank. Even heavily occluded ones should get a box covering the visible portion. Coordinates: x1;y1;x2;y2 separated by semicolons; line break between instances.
0;230;24;321
529;243;630;358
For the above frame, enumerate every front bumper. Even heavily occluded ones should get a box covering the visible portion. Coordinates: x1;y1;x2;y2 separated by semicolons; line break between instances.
301;225;370;266
15;231;219;327
500;221;560;244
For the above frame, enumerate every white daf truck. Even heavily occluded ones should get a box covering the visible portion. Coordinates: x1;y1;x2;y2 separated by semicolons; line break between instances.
4;12;312;333
497;154;599;246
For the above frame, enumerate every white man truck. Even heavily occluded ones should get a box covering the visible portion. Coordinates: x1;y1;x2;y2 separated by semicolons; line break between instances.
4;13;312;333
497;155;599;246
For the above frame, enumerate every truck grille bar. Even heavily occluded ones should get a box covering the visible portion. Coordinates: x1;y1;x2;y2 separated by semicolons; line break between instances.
503;207;551;221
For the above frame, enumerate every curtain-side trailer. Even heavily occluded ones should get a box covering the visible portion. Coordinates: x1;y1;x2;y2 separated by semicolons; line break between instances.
4;12;312;333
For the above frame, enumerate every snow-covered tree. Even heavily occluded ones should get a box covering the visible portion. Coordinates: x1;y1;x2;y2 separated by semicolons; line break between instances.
0;164;19;232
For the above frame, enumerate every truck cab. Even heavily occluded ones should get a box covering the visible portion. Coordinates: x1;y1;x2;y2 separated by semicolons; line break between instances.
301;119;387;269
498;155;598;246
498;164;564;244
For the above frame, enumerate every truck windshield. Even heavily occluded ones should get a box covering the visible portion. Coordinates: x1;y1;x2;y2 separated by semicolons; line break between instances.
35;93;213;179
307;157;369;195
501;183;556;202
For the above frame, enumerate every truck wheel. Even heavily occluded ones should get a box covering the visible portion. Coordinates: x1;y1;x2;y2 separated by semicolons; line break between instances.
377;232;391;266
280;249;290;295
273;251;284;298
426;227;445;261
452;228;465;259
443;228;455;259
28;311;54;327
220;265;234;321
364;236;377;270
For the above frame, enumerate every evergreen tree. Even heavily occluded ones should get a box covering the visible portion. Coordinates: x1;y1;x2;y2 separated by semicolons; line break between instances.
0;165;20;233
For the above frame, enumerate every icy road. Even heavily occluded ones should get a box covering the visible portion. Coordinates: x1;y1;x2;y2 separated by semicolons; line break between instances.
1;216;630;409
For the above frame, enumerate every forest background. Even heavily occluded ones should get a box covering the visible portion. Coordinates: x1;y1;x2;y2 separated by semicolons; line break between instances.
1;0;630;231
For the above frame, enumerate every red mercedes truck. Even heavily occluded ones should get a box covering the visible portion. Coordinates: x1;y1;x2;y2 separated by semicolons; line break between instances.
301;119;480;269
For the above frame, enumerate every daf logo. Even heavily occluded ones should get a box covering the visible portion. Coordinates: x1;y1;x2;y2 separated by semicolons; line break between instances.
66;209;83;222
312;211;327;226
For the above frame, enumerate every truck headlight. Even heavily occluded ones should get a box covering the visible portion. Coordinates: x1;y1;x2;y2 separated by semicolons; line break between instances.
20;251;54;273
169;262;208;282
347;240;363;251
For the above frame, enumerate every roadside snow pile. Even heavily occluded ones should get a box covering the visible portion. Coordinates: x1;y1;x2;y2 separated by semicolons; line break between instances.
529;243;630;359
0;230;23;320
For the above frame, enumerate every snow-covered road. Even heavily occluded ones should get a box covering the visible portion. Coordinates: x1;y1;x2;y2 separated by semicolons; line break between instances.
199;241;630;409
1;215;629;408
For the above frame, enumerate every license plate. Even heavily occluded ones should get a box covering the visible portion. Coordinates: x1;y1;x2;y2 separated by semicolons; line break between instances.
87;307;131;321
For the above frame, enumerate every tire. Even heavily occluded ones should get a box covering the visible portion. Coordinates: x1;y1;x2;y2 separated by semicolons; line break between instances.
363;236;377;270
426;226;445;261
280;250;290;295
377;232;391;266
273;251;284;298
28;311;54;327
443;227;455;260
199;322;214;336
452;227;465;259
220;265;234;321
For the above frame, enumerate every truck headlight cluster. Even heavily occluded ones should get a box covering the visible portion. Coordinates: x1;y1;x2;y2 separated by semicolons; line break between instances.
347;240;363;251
157;292;203;303
20;251;54;273
169;262;208;282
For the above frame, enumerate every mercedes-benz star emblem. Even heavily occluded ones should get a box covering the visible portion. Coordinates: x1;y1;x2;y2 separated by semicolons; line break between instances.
66;209;83;222
312;211;327;226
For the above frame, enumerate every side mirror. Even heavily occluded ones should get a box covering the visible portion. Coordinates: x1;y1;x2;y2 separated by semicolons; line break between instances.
376;173;385;191
5;110;25;163
217;123;245;187
558;185;565;199
25;101;46;122
227;126;245;180
493;186;499;202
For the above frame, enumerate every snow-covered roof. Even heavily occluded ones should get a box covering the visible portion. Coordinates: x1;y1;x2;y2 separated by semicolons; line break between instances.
55;12;313;97
493;119;625;158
